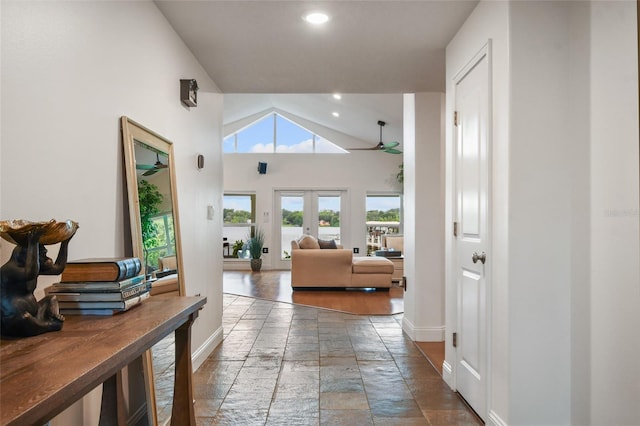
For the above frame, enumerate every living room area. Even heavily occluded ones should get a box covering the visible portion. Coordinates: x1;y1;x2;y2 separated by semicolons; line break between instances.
220;94;411;301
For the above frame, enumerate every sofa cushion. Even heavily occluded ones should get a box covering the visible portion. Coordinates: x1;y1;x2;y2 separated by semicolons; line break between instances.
159;255;177;270
352;256;394;274
298;235;321;249
318;239;337;249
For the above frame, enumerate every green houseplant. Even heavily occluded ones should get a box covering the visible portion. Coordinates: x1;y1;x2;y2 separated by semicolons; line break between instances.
137;180;163;273
247;227;265;272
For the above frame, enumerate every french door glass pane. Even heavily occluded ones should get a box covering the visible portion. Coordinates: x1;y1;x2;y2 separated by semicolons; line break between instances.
317;196;341;243
281;195;304;259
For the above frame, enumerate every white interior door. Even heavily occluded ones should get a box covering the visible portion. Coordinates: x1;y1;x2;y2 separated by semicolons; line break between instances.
454;45;490;420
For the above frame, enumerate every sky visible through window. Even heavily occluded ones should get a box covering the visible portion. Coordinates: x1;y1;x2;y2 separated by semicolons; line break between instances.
224;113;347;154
224;195;252;216
224;195;399;219
280;195;399;213
367;196;401;214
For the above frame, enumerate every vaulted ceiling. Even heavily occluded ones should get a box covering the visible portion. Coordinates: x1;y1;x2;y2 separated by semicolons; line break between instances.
156;0;478;146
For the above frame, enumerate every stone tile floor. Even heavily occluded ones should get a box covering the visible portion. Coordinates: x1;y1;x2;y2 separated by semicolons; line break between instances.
187;294;482;425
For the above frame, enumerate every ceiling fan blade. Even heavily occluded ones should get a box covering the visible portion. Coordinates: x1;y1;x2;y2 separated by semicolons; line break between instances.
143;169;159;176
136;164;155;170
383;148;402;154
382;141;400;149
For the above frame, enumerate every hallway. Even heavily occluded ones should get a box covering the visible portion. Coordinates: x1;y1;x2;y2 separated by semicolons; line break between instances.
192;294;481;425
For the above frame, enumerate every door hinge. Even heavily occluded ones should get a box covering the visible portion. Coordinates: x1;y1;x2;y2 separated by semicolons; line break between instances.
453;332;458;348
453;221;458;237
454;111;458;127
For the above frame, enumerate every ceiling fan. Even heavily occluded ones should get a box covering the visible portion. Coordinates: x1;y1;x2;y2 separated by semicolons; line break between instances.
136;153;168;176
348;120;402;154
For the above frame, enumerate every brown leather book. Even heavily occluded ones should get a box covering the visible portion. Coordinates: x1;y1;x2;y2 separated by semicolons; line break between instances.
61;257;142;282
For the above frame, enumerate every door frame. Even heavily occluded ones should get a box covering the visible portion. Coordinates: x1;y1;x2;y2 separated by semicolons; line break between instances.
274;188;349;269
449;40;493;421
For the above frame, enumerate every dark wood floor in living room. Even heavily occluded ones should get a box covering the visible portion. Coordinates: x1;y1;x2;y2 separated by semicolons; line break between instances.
223;270;405;315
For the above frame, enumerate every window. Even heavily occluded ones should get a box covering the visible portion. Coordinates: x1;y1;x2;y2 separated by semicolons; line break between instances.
365;194;402;255
145;212;175;270
223;194;256;259
224;113;347;154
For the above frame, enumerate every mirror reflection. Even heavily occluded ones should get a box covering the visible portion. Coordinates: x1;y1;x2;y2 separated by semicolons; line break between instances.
134;141;179;296
121;116;184;426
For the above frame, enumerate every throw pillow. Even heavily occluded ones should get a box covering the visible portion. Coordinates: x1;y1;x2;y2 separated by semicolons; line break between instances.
318;239;337;249
298;235;320;249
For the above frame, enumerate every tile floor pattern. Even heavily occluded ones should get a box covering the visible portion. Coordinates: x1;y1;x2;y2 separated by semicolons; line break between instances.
191;294;482;425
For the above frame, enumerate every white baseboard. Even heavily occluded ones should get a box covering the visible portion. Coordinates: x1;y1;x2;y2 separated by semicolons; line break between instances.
442;360;454;389
487;410;508;426
401;317;445;341
415;326;445;341
192;325;223;371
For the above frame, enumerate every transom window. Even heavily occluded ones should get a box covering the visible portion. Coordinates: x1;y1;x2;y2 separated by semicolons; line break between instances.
224;113;347;154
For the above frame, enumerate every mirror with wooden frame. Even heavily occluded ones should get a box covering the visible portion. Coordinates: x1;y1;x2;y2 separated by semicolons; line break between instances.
121;116;184;425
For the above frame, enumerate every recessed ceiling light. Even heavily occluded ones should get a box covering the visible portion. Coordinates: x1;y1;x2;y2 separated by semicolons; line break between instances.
332;112;340;117
333;93;342;100
303;12;330;25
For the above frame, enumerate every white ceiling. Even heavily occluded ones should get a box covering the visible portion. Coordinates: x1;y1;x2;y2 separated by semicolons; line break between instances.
156;0;478;147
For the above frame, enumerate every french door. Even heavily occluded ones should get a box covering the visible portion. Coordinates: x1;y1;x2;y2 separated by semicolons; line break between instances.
275;190;346;269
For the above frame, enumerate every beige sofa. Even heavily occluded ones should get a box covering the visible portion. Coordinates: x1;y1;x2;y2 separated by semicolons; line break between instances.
291;235;394;289
150;255;179;296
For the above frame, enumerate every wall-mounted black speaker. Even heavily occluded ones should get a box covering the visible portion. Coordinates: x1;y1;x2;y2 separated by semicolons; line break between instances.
257;162;267;174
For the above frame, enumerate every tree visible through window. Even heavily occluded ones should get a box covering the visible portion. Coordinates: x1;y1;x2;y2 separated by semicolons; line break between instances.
223;194;256;259
366;195;402;254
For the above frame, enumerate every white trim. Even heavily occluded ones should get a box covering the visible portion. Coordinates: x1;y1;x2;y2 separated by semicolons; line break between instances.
402;316;444;341
414;326;445;342
442;360;455;389
487;410;508;426
192;325;223;371
402;315;416;339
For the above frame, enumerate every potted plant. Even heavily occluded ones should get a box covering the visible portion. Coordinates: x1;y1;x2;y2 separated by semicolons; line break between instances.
232;240;244;258
247;227;265;272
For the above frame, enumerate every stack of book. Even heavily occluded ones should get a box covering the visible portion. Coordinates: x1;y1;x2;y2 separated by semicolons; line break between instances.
46;257;150;315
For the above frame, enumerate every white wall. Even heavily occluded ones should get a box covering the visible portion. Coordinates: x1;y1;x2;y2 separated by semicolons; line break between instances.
223;151;402;268
446;1;639;425
402;93;446;342
589;1;640;424
1;1;224;424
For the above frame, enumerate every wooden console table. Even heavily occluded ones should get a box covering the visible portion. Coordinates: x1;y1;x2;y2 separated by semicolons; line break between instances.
0;295;206;426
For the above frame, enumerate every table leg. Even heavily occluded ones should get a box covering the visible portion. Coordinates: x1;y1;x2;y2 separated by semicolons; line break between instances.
170;311;199;426
99;371;126;426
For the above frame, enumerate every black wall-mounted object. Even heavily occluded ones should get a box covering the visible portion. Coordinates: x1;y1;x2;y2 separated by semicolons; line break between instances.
257;162;267;174
180;79;198;107
197;154;204;169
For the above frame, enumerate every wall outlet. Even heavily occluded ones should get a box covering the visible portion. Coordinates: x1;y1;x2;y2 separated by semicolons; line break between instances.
353;247;359;254
262;247;268;254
